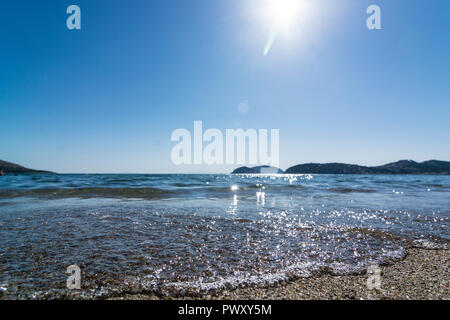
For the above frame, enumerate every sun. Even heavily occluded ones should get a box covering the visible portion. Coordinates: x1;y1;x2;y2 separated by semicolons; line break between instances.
266;0;302;31
260;0;307;55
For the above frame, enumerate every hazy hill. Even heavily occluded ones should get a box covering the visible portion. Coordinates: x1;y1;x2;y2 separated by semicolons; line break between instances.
284;160;450;175
0;160;53;174
372;160;450;174
284;163;371;174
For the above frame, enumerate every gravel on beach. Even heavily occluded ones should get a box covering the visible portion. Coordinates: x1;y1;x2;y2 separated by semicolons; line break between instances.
113;248;449;300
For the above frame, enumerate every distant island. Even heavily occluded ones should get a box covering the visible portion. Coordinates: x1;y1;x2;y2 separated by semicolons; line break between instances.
231;165;284;174
0;160;53;175
232;160;450;175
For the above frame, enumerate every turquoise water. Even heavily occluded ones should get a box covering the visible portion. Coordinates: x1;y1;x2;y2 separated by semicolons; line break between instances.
0;173;448;298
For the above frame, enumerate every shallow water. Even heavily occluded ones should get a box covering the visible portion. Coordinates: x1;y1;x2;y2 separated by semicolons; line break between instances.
0;174;448;298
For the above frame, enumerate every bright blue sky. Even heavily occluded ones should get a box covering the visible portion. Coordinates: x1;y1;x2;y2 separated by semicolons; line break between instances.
1;0;449;173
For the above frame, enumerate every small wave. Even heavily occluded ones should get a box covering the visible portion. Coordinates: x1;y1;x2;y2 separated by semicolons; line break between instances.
330;188;376;194
147;247;407;298
0;187;169;200
424;184;449;189
412;239;449;250
171;183;205;187
234;218;253;224
3;245;410;300
339;227;408;243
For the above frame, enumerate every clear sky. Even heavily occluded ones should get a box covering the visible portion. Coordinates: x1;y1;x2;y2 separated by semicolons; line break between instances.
1;0;449;173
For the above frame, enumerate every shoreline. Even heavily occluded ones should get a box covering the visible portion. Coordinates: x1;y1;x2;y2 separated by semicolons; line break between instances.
112;248;449;300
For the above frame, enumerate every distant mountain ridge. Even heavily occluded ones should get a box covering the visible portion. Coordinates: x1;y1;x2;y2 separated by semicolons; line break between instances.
232;160;450;175
286;160;450;175
0;160;53;174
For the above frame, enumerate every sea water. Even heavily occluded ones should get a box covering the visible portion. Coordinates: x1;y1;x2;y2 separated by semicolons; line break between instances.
0;173;448;298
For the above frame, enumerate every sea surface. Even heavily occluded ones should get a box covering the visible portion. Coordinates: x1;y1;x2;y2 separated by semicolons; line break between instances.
0;173;449;299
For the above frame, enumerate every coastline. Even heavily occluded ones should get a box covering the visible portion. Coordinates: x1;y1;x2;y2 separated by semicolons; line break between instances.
112;248;449;300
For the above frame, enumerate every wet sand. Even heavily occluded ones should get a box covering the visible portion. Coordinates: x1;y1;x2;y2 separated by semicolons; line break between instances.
113;248;449;300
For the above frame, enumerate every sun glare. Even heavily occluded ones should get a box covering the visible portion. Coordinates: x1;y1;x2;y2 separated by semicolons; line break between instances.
266;0;301;30
253;0;319;55
260;0;307;55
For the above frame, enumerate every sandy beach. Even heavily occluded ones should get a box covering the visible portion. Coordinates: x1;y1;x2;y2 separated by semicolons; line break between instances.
113;248;449;300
